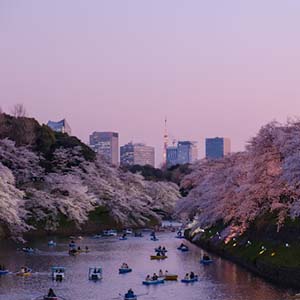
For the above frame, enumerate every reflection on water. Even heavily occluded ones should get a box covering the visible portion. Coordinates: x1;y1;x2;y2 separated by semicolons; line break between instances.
0;233;291;300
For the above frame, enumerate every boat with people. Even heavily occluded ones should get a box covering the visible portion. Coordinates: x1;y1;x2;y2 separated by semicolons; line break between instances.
119;263;132;274
22;247;35;254
34;288;61;300
176;230;184;239
119;234;128;240
0;269;9;276
48;240;56;247
124;289;137;300
177;243;189;252
16;267;32;277
181;272;198;283
68;249;79;256
0;265;9;276
124;229;133;235
88;267;102;280
91;234;102;239
51;267;65;281
200;254;213;265
103;229;117;237
142;278;165;285
134;232;143;237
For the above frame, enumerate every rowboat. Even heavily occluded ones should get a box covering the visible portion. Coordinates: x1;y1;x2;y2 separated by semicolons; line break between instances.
88;267;102;281
0;270;9;276
150;255;167;260
119;268;132;274
181;276;198;283
142;279;164;285
200;259;213;265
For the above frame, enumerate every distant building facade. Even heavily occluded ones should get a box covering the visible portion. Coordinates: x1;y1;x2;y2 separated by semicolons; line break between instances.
166;141;198;167
166;146;178;168
205;137;231;159
120;142;155;167
47;119;72;135
89;132;119;165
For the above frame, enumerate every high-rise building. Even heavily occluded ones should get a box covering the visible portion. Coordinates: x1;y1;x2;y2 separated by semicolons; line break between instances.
120;142;155;167
166;141;198;167
47;119;72;135
89;132;119;165
166;146;178;168
205;137;231;159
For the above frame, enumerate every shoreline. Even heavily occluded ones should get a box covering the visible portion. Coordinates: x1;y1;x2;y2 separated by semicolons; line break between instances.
185;229;300;291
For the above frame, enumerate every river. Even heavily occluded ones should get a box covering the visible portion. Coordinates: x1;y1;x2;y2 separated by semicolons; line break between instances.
0;232;291;300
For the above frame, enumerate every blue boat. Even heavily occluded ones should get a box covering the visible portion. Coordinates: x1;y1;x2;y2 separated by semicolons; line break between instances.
150;237;159;241
0;270;9;276
200;259;213;265
142;279;164;285
48;241;56;247
179;247;189;252
119;268;132;274
181;276;198;283
119;237;128;241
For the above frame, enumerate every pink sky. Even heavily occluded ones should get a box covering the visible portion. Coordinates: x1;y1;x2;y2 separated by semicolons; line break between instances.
1;1;300;165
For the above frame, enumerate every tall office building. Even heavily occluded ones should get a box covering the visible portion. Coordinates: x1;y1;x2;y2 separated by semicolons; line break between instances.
205;137;231;159
166;146;178;168
47;119;72;135
89;132;119;165
120;142;155;167
166;141;198;167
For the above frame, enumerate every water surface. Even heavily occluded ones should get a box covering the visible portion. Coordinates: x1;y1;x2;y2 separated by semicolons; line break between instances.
0;233;291;300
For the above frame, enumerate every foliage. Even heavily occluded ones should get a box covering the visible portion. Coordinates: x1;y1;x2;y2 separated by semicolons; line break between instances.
177;120;300;241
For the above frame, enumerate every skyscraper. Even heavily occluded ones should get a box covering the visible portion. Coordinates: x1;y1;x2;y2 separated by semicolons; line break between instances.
166;146;178;168
205;137;231;159
166;141;198;167
120;142;155;167
89;132;119;165
47;119;72;135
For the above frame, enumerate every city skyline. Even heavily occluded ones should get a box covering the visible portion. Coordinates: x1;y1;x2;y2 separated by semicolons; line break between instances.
2;1;300;165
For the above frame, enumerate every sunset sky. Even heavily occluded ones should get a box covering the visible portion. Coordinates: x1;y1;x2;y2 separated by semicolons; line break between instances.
1;1;300;165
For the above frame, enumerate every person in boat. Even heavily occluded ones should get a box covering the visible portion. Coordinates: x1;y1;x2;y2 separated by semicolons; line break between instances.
85;246;89;251
190;272;195;279
121;263;128;269
184;273;189;280
165;270;169;275
47;288;56;297
162;246;166;251
177;230;182;237
156;251;161;256
125;289;135;298
157;245;162;251
122;233;127;239
203;254;210;261
180;243;185;248
152;273;158;280
145;274;151;281
159;269;164;277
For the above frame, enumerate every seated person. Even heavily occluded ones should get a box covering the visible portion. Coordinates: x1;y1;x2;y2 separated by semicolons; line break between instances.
159;269;164;277
145;274;151;281
48;288;56;297
125;289;135;297
190;272;195;279
184;273;189;280
152;273;158;280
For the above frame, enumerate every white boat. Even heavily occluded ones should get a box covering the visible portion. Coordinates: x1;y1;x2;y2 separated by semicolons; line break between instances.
88;267;102;280
103;230;117;237
125;229;133;235
51;267;65;281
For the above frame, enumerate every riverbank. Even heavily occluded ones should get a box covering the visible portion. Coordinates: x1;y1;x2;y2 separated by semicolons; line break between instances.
186;222;300;290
